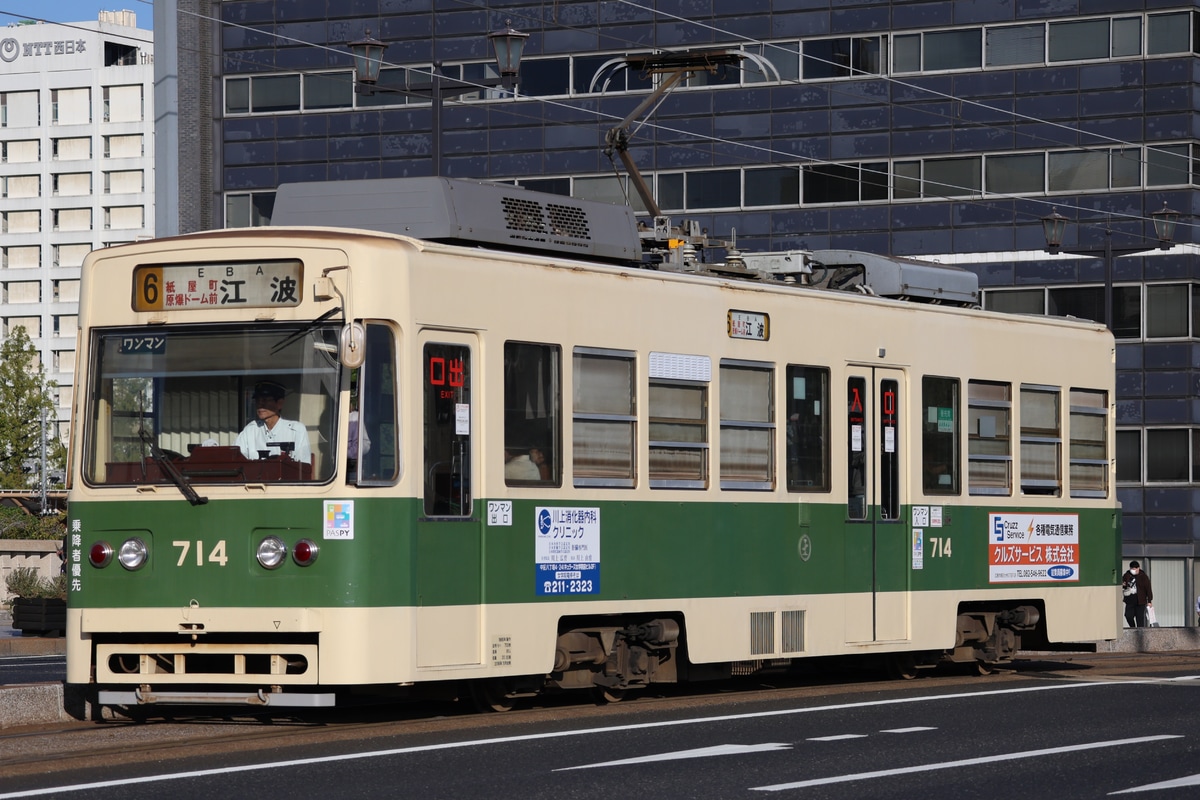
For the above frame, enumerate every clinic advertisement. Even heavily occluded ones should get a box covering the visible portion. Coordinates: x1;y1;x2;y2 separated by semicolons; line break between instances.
535;506;600;596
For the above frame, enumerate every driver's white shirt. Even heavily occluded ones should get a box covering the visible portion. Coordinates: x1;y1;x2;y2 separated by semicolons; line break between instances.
235;418;312;464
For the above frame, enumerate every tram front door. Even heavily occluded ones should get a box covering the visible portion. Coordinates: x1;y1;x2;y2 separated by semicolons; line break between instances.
843;367;909;644
415;332;483;668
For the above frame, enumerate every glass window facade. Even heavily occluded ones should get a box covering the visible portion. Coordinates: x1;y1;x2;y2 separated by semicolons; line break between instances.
205;2;1200;616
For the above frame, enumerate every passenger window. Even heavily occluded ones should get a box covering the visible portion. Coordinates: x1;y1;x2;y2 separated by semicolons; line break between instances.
719;361;774;490
1069;388;1107;498
1020;385;1061;496
968;380;1012;496
504;341;561;487
786;365;829;492
648;352;711;489
352;323;398;485
573;348;636;488
922;376;960;495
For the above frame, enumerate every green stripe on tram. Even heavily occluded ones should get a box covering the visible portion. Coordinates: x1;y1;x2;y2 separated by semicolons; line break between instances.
66;499;1118;609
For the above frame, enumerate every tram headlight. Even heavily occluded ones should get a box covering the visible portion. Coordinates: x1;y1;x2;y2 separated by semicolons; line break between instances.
117;537;148;571
292;538;319;567
256;536;287;570
89;541;114;568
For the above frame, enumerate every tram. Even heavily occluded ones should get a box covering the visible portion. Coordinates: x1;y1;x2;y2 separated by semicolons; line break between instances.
64;178;1120;715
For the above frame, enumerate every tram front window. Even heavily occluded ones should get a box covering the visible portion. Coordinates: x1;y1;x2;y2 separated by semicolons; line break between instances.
84;324;341;485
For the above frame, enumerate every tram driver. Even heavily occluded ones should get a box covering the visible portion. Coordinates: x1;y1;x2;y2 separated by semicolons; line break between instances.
235;380;312;464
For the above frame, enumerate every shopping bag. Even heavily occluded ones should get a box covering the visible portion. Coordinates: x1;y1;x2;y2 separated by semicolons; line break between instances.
1146;606;1159;627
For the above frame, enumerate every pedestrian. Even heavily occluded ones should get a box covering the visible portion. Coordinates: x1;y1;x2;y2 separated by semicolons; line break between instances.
1195;593;1200;627
1122;561;1153;628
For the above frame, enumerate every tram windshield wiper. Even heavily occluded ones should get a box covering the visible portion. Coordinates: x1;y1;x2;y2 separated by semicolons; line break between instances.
139;429;208;506
270;307;341;355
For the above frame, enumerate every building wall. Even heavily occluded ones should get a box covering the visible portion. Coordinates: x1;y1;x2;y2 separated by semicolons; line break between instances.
154;0;213;236
170;0;1200;623
0;14;154;441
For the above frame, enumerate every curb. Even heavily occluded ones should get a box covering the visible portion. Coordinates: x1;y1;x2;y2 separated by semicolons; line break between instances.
0;636;66;657
0;683;74;728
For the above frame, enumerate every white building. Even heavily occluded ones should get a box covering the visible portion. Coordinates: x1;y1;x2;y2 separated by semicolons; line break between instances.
0;10;153;442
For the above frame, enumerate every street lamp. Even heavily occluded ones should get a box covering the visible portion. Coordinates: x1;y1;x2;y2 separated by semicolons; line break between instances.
1041;202;1181;330
349;22;528;177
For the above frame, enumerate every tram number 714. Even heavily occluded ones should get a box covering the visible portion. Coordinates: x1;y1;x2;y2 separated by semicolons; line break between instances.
173;540;229;567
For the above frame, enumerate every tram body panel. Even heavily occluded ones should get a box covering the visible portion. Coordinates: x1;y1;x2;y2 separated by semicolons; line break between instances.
65;225;1120;708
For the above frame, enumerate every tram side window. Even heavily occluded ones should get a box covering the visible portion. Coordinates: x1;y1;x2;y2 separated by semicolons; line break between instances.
719;361;774;490
504;341;561;486
786;365;830;492
649;377;709;489
1020;384;1061;496
847;376;867;519
423;343;471;516
352;323;398;485
967;380;1012;495
572;348;636;487
1068;388;1107;498
922;376;960;495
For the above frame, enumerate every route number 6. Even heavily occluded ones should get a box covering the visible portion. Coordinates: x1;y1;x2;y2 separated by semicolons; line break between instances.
173;540;229;567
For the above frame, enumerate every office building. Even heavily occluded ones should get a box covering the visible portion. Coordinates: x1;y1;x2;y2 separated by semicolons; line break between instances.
162;0;1199;623
0;10;153;441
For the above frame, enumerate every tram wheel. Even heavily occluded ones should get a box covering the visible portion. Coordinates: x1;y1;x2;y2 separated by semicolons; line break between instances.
975;660;996;676
470;680;516;713
592;686;626;704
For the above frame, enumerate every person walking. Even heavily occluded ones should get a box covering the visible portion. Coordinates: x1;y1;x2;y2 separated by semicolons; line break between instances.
1122;561;1153;628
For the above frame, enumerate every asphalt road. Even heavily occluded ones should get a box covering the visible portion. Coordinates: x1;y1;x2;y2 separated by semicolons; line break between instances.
3;654;1200;799
0;653;64;685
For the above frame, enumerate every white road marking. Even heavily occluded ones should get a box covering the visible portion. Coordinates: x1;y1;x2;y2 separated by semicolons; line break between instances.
0;679;1187;799
880;727;936;734
750;735;1183;792
1109;773;1200;794
557;742;792;770
806;734;867;741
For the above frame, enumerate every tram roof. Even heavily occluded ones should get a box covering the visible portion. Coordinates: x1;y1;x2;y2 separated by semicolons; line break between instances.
269;176;644;265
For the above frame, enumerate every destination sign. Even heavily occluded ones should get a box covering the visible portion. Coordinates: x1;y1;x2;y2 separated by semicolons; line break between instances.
132;261;303;312
728;309;769;341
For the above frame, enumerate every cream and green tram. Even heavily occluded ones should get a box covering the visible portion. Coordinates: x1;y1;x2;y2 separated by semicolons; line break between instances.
65;179;1120;715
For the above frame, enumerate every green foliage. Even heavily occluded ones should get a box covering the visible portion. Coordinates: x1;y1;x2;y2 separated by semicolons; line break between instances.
0;325;61;489
0;509;65;540
4;565;64;599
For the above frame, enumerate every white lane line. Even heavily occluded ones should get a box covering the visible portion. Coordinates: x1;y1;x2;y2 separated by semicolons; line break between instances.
750;735;1183;792
880;727;936;734
0;679;1175;799
557;742;793;770
1110;773;1200;794
806;734;867;741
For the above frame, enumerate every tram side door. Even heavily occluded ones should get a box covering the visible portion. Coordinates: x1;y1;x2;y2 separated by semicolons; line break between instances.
415;332;482;668
843;367;909;644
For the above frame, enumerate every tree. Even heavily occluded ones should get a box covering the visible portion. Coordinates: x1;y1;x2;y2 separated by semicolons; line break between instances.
0;326;62;489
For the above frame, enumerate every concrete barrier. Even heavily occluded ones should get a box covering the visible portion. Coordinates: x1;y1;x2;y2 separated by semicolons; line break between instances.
1;539;59;603
1095;626;1200;653
0;683;74;727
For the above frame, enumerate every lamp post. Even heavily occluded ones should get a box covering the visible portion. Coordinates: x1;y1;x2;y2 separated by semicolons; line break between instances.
349;22;528;177
1042;203;1181;330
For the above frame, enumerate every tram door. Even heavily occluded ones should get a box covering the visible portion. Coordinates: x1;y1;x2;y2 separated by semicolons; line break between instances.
843;367;909;644
415;332;482;668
